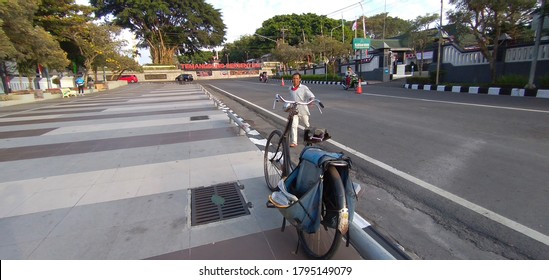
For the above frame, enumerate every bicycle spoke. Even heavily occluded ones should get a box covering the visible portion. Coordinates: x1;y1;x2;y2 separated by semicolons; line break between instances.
264;130;288;191
298;166;345;259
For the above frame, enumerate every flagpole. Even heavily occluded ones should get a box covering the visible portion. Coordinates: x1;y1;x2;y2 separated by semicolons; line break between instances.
358;1;366;82
359;1;366;38
354;19;357;38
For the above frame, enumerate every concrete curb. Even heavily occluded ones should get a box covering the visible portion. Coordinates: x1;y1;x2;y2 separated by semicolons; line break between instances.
0;89;104;107
404;84;549;99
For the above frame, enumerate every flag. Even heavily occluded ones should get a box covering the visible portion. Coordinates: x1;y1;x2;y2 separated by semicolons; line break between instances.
351;21;357;31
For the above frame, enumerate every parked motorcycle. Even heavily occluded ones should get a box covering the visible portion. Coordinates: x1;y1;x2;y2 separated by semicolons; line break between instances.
342;74;358;90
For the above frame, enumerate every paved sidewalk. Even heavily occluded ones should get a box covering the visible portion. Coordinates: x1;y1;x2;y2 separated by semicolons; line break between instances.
0;83;361;260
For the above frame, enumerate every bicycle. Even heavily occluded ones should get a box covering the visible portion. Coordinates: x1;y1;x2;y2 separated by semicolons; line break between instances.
264;94;357;259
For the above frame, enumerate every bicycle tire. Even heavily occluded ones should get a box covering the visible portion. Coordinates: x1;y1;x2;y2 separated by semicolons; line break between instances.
298;166;346;259
264;130;290;191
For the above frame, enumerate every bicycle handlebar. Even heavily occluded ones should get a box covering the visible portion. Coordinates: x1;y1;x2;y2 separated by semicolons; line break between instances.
273;94;324;113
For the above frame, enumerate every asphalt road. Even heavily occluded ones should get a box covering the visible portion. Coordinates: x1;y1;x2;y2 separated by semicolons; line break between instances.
200;77;549;259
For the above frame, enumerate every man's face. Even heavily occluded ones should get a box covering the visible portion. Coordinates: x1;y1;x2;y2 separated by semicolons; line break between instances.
292;75;300;87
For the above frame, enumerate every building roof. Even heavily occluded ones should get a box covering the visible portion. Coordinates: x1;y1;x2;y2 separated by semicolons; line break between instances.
369;39;411;51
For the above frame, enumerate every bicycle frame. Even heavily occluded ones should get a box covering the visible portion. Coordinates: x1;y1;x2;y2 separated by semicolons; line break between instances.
272;93;324;143
275;94;323;159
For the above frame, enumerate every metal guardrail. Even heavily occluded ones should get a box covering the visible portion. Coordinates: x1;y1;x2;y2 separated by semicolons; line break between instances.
349;215;410;260
201;85;250;136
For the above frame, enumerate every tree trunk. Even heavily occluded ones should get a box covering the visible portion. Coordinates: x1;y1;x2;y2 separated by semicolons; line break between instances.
0;62;10;94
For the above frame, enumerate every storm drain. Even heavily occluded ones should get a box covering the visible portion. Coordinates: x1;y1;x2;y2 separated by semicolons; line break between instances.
191;182;250;226
190;115;209;121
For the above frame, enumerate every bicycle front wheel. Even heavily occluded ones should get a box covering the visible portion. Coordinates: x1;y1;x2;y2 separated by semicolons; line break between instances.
298;166;345;259
264;130;290;191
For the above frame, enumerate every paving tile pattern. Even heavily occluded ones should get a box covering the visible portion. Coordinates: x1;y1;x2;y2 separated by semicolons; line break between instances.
0;83;361;260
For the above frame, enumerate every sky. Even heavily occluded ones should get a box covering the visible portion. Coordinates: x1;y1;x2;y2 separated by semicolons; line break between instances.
76;0;453;64
206;0;453;44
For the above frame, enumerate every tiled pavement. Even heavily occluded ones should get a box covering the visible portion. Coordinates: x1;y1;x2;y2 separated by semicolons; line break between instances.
0;83;361;260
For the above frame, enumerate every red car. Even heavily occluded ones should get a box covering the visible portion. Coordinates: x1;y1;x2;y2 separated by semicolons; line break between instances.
118;74;138;83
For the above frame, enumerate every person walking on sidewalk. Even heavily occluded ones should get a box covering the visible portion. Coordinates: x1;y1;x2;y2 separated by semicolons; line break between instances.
288;72;315;147
87;77;94;93
75;75;85;95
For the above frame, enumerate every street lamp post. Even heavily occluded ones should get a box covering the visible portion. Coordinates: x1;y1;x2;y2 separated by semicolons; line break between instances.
253;33;277;43
225;53;230;78
330;27;338;39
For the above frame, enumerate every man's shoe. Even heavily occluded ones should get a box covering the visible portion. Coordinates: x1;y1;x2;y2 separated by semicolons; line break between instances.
290;143;298;148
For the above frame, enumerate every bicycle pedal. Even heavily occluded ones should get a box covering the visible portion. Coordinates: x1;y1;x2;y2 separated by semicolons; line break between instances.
266;201;276;208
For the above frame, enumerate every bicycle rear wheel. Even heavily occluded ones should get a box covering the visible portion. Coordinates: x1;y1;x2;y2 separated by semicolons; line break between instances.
264;130;290;191
298;166;345;259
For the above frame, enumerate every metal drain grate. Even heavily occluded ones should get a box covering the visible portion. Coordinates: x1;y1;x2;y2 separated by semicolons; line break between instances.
191;182;250;226
190;115;209;121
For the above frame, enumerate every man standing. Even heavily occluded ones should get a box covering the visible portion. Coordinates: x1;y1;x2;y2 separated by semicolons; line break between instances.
289;72;315;147
75;75;85;95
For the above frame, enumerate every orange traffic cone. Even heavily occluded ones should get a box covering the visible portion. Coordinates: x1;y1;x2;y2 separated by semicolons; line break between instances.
281;77;285;86
356;79;363;94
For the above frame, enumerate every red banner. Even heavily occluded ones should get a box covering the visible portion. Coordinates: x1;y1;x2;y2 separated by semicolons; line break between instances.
181;63;261;70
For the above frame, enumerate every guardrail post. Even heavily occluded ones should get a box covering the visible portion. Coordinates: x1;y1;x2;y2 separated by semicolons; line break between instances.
348;215;410;260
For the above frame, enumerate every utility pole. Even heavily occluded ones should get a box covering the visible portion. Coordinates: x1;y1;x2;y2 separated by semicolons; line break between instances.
435;0;443;85
527;0;546;89
382;0;386;41
341;15;345;43
280;27;288;44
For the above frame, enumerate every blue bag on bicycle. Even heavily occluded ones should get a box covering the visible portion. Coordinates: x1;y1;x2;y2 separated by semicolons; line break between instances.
274;147;357;234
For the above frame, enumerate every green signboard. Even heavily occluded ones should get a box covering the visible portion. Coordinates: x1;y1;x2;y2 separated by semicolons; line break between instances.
353;38;371;50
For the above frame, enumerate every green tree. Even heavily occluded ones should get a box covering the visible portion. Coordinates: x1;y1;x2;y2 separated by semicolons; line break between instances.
302;35;351;75
407;13;440;76
221;35;270;63
35;0;94;38
234;35;269;61
448;0;537;83
256;13;344;46
364;13;411;39
271;42;308;74
62;22;134;84
34;0;94;71
0;19;17;61
0;0;69;91
91;0;226;65
104;52;142;80
177;50;215;64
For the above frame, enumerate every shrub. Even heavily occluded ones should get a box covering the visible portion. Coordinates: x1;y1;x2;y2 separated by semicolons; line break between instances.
406;76;431;85
301;74;341;82
428;70;446;84
538;74;549;89
52;77;60;85
495;75;528;88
